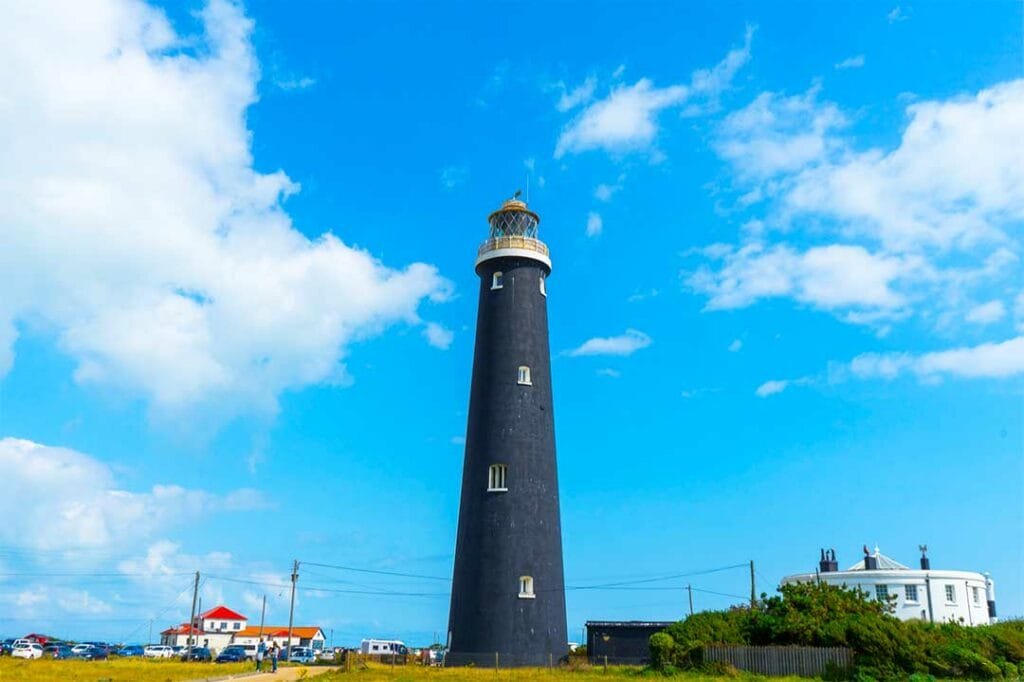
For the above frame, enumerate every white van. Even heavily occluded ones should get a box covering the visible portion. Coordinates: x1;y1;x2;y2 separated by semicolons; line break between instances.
360;639;408;655
144;644;174;658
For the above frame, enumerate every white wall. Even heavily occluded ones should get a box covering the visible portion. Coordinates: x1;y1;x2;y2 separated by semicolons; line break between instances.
782;569;994;626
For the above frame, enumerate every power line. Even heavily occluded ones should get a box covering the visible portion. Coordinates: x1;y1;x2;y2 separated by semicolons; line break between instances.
301;561;451;582
567;562;749;590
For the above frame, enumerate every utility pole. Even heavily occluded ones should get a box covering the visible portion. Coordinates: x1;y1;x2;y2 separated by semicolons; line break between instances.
286;560;299;660
750;560;757;608
258;594;266;638
687;584;694;616
187;571;200;657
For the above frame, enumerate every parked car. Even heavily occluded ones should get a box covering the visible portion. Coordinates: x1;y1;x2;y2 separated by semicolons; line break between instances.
73;644;109;660
215;645;250;663
144;644;175;658
180;646;212;662
215;647;248;659
12;643;44;659
289;646;315;664
43;644;73;659
116;644;145;657
1;639;15;655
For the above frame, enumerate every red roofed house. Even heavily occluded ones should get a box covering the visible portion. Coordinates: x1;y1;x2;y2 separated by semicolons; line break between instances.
234;625;326;652
160;605;249;651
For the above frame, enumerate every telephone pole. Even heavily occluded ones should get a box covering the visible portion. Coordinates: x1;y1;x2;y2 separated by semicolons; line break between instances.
286;560;299;660
187;571;200;656
749;560;757;608
258;594;266;638
687;584;694;616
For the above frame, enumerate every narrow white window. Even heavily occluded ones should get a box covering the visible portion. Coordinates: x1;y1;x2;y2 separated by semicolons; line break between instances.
945;585;956;603
972;587;980;605
519;576;535;599
905;585;918;602
517;365;532;385
491;271;503;290
539;277;546;296
875;584;889;601
487;464;507;492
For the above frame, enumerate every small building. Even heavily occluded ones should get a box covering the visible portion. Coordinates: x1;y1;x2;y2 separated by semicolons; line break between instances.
586;621;673;665
781;546;996;626
160;605;249;651
233;626;326;651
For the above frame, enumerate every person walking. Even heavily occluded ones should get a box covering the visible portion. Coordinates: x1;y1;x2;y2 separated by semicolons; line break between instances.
270;643;279;673
256;638;266;672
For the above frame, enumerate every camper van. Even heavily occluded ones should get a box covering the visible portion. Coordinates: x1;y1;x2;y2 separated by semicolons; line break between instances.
360;639;407;656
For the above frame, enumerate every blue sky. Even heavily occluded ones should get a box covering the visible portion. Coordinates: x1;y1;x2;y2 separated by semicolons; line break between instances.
0;0;1021;645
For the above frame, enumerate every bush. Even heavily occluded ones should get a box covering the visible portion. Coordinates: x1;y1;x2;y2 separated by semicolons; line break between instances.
649;582;1024;680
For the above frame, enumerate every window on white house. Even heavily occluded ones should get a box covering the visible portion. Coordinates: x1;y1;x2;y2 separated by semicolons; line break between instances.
875;585;889;601
488;464;508;491
519;576;535;599
905;585;919;602
517;366;532;385
234;622;240;630
221;622;227;630
973;587;981;605
491;272;503;290
945;585;956;603
539;277;546;296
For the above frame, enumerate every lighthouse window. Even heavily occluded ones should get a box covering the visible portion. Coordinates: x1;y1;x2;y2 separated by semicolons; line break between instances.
519;576;535;599
491;272;504;290
487;464;507;492
945;585;956;603
875;585;889;601
517;366;532;385
905;585;918;602
539;277;546;296
973;587;981;605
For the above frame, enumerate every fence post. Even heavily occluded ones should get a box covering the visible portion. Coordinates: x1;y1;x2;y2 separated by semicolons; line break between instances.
495;651;499;671
549;652;553;668
603;655;608;672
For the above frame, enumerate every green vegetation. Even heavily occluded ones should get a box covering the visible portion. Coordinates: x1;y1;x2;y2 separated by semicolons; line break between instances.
651;582;1024;680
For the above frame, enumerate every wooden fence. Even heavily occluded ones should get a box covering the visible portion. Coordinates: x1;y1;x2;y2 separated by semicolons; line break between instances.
703;645;853;677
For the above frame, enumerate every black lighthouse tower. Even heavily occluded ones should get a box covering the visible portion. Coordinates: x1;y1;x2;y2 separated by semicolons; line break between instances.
447;197;568;666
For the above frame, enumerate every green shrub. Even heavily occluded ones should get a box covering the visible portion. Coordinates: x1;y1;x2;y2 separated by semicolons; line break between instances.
649;581;1024;680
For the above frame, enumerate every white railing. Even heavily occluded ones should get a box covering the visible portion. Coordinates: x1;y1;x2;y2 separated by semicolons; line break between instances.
478;236;549;257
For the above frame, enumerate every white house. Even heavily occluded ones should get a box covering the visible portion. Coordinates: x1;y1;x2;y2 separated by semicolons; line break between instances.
781;546;996;626
234;625;326;651
160;605;249;651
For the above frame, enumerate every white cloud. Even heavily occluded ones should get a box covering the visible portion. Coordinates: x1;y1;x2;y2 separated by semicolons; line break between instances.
596;368;621;378
556;75;597;111
440;165;469;189
0;437;265;550
692;79;1024;336
834;55;866;70
729;339;743;352
755;379;790;397
555;79;687;158
554;27;754;159
887;6;908;23
594;183;620;202
688;243;912;313
586;212;604;237
275;76;316;91
966;300;1006;325
568;329;652;357
849;336;1024;381
422;322;454;350
0;0;451;417
118;540;233;579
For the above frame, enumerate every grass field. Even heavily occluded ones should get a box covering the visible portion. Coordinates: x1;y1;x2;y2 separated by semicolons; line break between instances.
0;656;251;681
313;662;803;682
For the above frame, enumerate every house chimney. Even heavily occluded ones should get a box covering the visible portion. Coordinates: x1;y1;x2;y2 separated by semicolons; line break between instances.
918;544;930;570
819;549;830;573
863;545;878;571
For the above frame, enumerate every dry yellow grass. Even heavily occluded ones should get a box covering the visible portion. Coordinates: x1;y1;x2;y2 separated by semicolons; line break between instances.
313;661;801;682
0;656;250;681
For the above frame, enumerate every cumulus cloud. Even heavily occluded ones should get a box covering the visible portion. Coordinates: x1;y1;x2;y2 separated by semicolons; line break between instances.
0;0;450;417
568;329;652;357
690;79;1024;338
556;75;597;111
586;212;604;237
849;336;1024;381
422;322;454;350
966;300;1006;325
755;379;790;397
554;26;754;158
0;437;265;550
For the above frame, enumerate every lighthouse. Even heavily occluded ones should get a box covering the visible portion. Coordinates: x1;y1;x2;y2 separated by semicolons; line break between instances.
447;197;568;666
